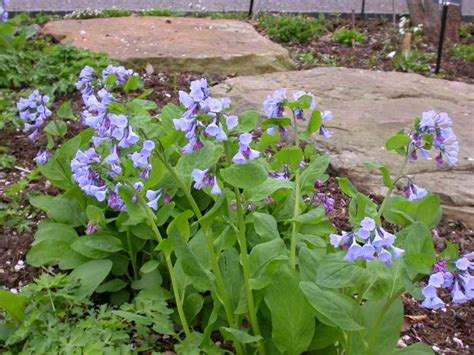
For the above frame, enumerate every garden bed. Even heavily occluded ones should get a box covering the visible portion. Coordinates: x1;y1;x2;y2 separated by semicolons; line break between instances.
256;16;474;84
0;11;473;354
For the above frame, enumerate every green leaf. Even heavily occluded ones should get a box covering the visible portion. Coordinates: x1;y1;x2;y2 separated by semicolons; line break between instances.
220;327;262;344
57;101;76;120
220;161;267;190
349;193;378;226
144;157;166;190
219;248;243;310
140;260;160;274
290;207;326;225
0;290;27;322
337;177;358;197
264;266;315;354
166;210;194;241
360;297;404;355
27;240;72;267
119;186;148;226
364;162;393;188
244;178;294;202
124;75;141;92
300;110;322;140
132;269;163;290
44;120;67;137
396;223;436;278
29;194;85;227
300;281;365;331
71;234;123;259
85;205;105;226
236;110;259;132
274;147;304;170
262;117;292;130
395;343;434;354
383;195;442;229
252;212;280;241
316;253;367;289
176;141;224;186
300;155;330;190
34;221;78;243
95;278;127;293
183;292;204;322
439;241;459;261
249;238;288;290
70;259;113;298
171;232;213;292
386;134;411;151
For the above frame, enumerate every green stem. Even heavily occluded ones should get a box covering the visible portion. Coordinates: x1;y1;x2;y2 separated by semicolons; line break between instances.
289;169;301;270
160;154;202;219
366;290;404;355
289;110;301;270
234;189;265;354
158;152;243;353
376;153;410;219
145;208;191;339
126;230;138;280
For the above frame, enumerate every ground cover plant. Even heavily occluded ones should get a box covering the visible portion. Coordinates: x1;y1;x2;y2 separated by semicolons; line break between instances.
0;57;471;353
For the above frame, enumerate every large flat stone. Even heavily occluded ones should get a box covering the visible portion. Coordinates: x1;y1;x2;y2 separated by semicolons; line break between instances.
212;68;474;226
42;16;295;75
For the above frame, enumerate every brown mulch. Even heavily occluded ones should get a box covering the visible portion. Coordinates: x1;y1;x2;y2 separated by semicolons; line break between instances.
1;71;473;353
255;17;474;84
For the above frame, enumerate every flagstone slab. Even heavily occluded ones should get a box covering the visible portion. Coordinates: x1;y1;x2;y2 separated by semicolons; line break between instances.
42;16;295;75
212;67;474;226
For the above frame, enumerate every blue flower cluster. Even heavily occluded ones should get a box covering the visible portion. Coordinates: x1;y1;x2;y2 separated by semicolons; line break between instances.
71;65;160;211
403;181;428;202
17;90;52;142
422;255;473;310
410;111;459;167
263;89;333;140
330;217;405;267
0;0;9;22
173;79;238;154
192;168;222;195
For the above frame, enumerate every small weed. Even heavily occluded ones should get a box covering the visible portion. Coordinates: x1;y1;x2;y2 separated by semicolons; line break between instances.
258;14;328;44
450;44;474;62
459;24;472;39
296;52;315;65
332;28;367;46
0;146;16;168
393;50;434;73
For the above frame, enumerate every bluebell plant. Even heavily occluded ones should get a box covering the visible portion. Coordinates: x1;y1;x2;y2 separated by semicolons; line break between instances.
14;63;470;355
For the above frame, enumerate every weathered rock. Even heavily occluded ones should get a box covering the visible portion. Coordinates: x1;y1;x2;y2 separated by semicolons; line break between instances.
212;67;474;226
42;16;295;75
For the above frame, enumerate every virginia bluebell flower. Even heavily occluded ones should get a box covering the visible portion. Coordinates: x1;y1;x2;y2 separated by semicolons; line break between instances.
313;193;335;215
104;145;122;177
0;0;8;22
85;222;98;235
17;91;52;141
174;79;238;152
76;66;97;99
71;148;108;202
319;111;333;140
232;133;260;164
404;182;428;201
421;254;474;310
330;217;405;266
128;140;155;180
146;189;163;210
108;183;126;211
263;89;287;118
191;168;221;195
292;91;316;121
102;65;137;86
410;111;459;167
34;150;52;165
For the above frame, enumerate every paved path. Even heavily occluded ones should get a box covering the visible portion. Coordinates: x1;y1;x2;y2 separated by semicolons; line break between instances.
9;0;474;16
